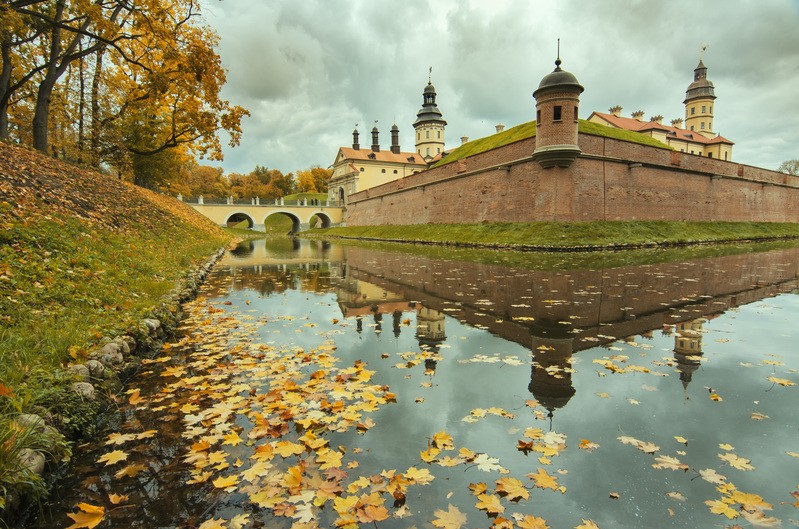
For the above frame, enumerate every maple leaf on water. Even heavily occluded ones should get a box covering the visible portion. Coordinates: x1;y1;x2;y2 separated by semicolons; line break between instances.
514;514;550;529
404;466;435;485
493;516;515;529
528;468;559;491
293;503;316;524
652;455;689;471
718;452;755;471
767;376;796;386
495;477;530;501
114;463;147;479
705;499;739;519
213;474;239;491
432;430;455;450
197;519;227;529
66;503;105;529
421;446;441;463
97;450;128;466
475;493;505;515
578;439;599;452
473;453;504;472
617;436;659;454
574;519;601;529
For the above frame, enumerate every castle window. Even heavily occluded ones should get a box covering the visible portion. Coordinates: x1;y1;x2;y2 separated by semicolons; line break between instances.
437;131;440;139
574;106;578;122
701;122;705;129
701;105;706;113
381;169;386;173
359;167;364;172
691;107;695;115
724;152;728;160
426;147;430;156
393;169;398;174
553;105;562;121
437;148;440;154
710;106;713;113
690;126;694;131
536;109;541;124
691;150;695;154
426;131;430;139
708;152;713;158
417;132;420;141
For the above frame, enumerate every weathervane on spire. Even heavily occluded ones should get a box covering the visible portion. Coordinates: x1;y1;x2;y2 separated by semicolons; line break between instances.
428;66;432;84
700;44;708;60
555;38;562;69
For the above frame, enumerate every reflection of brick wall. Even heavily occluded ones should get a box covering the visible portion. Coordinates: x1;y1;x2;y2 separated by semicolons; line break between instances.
341;245;799;351
345;134;799;225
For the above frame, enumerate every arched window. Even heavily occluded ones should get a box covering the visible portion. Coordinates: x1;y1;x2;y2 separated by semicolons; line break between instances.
437;131;440;139
426;130;430;139
338;188;345;205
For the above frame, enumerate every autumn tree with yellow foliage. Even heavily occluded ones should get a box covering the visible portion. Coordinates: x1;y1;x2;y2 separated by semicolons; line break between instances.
0;0;248;187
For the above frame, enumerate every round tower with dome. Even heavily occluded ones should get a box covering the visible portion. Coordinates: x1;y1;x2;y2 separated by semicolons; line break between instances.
684;52;717;138
414;70;447;161
532;47;584;168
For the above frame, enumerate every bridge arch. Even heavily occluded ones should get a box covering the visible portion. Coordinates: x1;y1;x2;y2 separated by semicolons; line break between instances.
264;211;301;234
225;211;255;229
309;211;332;229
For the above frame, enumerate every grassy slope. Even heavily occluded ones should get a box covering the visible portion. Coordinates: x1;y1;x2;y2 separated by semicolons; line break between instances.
432;119;670;168
307;221;799;250
0;142;230;504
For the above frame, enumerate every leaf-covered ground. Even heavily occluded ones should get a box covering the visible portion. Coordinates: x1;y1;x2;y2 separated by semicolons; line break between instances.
0;141;230;508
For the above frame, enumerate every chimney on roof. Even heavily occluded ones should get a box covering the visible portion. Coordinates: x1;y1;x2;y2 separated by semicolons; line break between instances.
650;115;663;125
352;129;360;150
631;110;645;121
495;124;505;133
671;118;684;129
609;105;622;117
461;136;469;145
390;124;400;154
371;126;379;152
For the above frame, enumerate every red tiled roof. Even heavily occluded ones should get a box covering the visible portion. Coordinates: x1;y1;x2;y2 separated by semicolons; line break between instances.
590;112;734;145
337;147;428;165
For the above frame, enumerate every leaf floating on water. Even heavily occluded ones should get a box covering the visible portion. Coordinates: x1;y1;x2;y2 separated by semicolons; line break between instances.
197;519;228;529
431;504;468;529
705;499;739;519
514;514;550;529
66;503;105;529
97;450;128;466
750;412;769;420
474;493;505;515
575;519;601;529
718;452;755;471
495;477;530;502
698;468;727;484
767;376;796;386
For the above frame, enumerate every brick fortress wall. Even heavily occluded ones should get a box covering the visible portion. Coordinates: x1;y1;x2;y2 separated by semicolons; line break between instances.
344;133;799;225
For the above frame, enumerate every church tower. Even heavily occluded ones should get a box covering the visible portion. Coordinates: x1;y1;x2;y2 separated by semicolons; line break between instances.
684;55;716;138
532;51;584;168
414;72;447;161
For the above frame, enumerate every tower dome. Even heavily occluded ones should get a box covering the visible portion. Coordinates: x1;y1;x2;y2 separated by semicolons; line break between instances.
414;73;447;161
532;55;584;168
684;57;717;137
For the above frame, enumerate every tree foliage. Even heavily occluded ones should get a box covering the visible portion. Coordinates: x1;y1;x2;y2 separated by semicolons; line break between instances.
296;166;332;193
0;0;249;187
778;159;799;176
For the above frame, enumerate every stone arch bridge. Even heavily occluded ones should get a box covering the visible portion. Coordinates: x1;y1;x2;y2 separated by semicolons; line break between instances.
180;196;344;233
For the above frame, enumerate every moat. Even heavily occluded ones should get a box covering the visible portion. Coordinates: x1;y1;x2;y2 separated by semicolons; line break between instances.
29;238;799;529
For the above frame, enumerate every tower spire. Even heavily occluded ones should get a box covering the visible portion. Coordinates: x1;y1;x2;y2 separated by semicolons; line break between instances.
556;38;561;69
428;66;432;84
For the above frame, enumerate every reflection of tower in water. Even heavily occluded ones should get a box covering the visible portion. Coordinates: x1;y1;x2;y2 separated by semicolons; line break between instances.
416;306;446;373
673;318;706;396
529;320;576;429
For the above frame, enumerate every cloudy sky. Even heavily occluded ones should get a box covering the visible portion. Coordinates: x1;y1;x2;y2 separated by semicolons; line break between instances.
199;0;799;175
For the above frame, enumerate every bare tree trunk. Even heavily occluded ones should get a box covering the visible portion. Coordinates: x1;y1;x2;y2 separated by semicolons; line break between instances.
90;47;104;167
77;41;85;162
0;38;12;140
32;0;65;153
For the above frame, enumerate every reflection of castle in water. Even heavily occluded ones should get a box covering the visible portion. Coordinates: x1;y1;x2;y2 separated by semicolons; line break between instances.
673;318;708;395
219;239;799;415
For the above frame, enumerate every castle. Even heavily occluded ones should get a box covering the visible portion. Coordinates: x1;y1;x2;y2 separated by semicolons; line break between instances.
329;53;739;209
327;76;448;206
336;51;798;227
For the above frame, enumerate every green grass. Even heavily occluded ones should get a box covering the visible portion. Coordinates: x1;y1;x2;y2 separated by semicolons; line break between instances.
0;142;232;514
433;119;670;169
305;221;799;250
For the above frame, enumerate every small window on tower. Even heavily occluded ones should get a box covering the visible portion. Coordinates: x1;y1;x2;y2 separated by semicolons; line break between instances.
426;147;430;156
359;167;364;172
710;106;713;113
381;169;386;173
393;169;398;174
701;122;705;129
574;106;578;122
708;152;713;158
536;109;541;123
426;131;430;139
701;105;706;113
691;107;695;115
690;126;694;131
437;131;440;139
553;105;562;121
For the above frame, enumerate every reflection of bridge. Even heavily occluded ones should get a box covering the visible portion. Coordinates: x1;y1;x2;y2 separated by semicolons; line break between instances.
180;197;344;232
